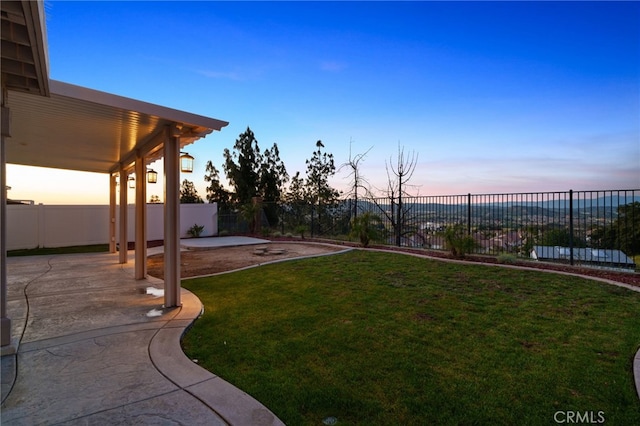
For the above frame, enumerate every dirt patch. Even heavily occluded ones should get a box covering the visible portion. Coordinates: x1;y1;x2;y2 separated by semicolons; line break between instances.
147;237;639;288
147;242;346;279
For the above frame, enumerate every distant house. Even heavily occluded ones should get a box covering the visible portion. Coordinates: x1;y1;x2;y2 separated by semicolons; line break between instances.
471;231;524;254
530;246;636;271
474;236;494;253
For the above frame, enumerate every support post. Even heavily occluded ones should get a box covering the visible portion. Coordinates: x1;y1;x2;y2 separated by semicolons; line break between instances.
164;128;181;307
119;167;128;264
134;154;147;279
109;173;117;253
1;96;11;347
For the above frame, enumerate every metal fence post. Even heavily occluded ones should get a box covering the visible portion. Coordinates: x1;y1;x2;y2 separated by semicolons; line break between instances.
467;193;472;235
569;189;574;266
396;194;402;247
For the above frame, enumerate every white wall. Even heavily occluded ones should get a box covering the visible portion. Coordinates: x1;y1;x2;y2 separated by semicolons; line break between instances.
179;204;218;239
7;204;41;250
7;203;217;250
120;204;218;242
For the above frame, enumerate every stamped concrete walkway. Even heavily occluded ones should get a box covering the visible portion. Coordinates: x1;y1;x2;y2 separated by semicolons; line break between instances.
1;250;284;425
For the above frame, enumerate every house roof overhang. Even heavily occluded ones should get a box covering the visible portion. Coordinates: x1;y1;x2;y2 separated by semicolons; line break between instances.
5;80;229;174
1;0;50;96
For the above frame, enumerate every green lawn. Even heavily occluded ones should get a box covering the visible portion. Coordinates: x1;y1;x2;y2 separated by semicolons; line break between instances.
182;250;640;425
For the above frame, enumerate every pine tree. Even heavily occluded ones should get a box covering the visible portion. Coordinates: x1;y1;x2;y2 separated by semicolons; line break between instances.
223;127;261;204
258;144;288;226
204;160;231;211
305;140;340;234
180;179;204;203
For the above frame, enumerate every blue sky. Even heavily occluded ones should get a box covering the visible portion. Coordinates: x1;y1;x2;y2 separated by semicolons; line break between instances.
8;1;640;204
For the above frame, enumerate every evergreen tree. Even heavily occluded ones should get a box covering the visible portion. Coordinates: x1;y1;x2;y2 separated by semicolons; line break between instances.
591;202;640;255
222;127;289;226
617;202;640;255
180;179;204;203
258;144;288;226
259;143;288;203
223;127;261;204
223;127;288;201
305;140;340;205
284;171;309;229
305;140;340;234
204;160;232;211
285;171;307;204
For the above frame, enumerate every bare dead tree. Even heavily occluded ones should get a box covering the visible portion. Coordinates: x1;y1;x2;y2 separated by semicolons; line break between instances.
338;139;373;220
368;143;420;246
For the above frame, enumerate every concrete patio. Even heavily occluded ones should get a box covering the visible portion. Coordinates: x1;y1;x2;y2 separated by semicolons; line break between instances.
180;236;270;251
0;250;283;425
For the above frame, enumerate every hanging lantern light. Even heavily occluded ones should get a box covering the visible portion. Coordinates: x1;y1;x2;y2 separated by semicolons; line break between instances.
180;152;194;173
147;169;158;183
128;175;135;189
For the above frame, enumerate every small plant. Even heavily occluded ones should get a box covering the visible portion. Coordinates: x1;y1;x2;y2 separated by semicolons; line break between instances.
295;225;308;239
443;224;478;258
349;212;382;248
240;202;262;234
497;253;518;264
187;223;205;238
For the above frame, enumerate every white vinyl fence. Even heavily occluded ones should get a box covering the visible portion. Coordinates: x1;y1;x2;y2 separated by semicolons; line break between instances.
6;203;218;251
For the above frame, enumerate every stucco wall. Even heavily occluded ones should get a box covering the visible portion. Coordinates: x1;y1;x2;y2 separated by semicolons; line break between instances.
7;203;218;250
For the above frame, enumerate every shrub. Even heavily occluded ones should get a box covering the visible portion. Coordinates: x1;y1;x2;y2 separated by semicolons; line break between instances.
295;225;307;239
497;253;518;264
240;202;262;234
187;224;205;238
444;225;478;257
349;212;382;248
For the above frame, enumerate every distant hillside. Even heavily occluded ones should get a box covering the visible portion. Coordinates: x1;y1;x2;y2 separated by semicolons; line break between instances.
351;195;639;221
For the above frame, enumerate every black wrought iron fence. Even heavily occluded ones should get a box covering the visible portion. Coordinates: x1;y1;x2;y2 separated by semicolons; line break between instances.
218;199;350;238
218;189;639;270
